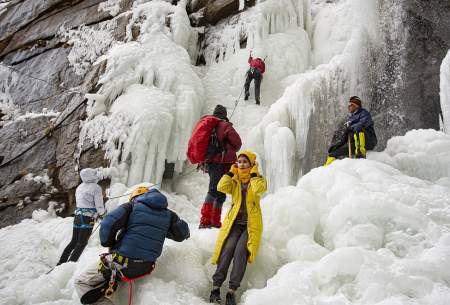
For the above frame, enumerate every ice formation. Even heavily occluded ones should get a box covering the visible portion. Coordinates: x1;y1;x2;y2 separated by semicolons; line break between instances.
440;50;450;133
2;130;450;305
78;1;204;186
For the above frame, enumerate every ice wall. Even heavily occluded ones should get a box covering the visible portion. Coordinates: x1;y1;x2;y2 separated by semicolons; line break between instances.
248;0;379;191
78;1;204;186
202;0;311;65
440;50;450;133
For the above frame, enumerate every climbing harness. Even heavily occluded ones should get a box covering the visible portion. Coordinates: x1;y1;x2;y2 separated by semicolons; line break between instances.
73;208;97;229
98;253;155;305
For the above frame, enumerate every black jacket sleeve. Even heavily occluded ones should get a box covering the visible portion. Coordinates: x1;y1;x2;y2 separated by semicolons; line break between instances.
166;210;190;242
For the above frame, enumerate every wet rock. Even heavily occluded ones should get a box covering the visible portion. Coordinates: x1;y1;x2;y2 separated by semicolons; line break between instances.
205;0;240;25
373;0;450;147
1;0;111;56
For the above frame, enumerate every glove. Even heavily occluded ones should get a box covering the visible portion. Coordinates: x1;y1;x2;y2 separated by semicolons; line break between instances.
344;121;354;132
229;164;239;176
328;145;337;153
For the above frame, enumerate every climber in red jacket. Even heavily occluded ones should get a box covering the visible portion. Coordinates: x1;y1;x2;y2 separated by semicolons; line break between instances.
244;51;265;105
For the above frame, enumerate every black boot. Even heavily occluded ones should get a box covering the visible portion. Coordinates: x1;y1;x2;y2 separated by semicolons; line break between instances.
244;93;249;101
209;287;221;304
225;291;236;305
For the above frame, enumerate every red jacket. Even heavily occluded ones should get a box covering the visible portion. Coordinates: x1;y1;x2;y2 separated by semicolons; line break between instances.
248;57;265;74
208;120;242;164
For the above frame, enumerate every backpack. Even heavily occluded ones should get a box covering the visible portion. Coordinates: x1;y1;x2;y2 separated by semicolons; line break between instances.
187;115;223;164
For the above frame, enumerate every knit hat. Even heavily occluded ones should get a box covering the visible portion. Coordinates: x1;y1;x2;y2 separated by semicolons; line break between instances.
213;104;227;120
349;96;362;107
237;150;257;166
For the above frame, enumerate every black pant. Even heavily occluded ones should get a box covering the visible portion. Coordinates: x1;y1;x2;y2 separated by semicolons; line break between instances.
329;131;376;159
57;215;94;265
205;163;229;208
102;259;155;281
244;68;262;104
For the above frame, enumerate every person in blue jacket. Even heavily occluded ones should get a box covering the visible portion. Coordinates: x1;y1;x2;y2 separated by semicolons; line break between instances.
74;187;190;305
325;96;377;165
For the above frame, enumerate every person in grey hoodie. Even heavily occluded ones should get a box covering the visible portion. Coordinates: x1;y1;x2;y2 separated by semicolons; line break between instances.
57;168;105;265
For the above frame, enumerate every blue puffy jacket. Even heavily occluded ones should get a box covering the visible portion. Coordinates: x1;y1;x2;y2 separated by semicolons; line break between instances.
336;107;377;149
100;189;189;262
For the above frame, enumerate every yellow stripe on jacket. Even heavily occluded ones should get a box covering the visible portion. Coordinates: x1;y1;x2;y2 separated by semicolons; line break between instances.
211;172;267;264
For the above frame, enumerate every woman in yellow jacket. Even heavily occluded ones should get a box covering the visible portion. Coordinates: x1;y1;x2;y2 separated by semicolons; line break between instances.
209;150;267;305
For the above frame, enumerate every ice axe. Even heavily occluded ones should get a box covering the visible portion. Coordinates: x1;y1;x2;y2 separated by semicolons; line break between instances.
348;135;352;158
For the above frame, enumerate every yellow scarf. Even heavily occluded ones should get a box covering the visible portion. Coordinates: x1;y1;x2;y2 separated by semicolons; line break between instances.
237;168;251;184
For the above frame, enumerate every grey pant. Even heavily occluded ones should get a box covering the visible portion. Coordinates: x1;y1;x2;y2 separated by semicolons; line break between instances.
75;261;114;305
212;224;249;290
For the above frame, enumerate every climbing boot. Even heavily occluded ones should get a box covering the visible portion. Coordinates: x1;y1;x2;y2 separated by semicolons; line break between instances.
225;291;236;305
199;202;213;229
324;156;336;166
209;287;221;304
210;207;222;228
80;280;117;304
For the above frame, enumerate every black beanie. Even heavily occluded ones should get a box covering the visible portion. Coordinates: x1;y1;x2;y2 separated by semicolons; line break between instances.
213;104;227;120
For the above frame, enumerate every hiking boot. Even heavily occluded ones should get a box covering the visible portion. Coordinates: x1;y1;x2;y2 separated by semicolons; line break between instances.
244;94;249;101
199;202;213;229
211;207;222;228
255;100;260;105
198;223;212;229
80;281;113;304
355;152;366;159
225;291;236;305
209;288;221;304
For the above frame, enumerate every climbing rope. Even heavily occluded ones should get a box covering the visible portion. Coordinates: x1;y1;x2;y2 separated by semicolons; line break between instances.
229;80;246;120
0;63;90;167
0;98;87;168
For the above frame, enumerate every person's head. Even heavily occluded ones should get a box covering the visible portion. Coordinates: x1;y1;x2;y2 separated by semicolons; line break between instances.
129;186;150;201
236;150;257;169
213;104;227;121
348;96;362;113
80;168;101;183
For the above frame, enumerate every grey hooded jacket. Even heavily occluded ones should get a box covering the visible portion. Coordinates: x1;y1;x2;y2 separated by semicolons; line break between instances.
75;168;105;217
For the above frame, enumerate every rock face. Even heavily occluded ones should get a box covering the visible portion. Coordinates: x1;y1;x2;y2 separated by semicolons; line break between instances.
373;0;450;147
0;0;132;228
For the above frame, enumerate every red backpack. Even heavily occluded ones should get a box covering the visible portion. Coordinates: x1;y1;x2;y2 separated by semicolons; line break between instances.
187;115;221;164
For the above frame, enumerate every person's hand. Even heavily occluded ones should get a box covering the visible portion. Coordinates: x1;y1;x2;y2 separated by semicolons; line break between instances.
230;164;239;176
344;121;351;128
97;213;105;221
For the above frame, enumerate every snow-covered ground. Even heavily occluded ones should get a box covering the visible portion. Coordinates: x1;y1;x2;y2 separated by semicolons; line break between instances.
2;129;450;305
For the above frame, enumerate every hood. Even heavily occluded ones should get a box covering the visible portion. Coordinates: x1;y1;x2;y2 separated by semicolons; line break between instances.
80;168;100;183
135;189;168;210
237;150;257;166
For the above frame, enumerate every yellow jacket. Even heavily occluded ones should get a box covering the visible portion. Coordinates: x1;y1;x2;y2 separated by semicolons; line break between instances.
211;168;267;264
